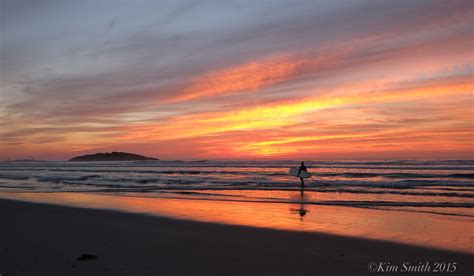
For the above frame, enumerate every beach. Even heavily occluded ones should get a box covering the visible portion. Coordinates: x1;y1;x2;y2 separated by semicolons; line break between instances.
1;196;473;276
0;160;473;275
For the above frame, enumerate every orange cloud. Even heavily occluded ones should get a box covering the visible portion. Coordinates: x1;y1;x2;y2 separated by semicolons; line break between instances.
165;56;304;103
162;28;473;105
162;36;379;103
115;75;472;144
3;73;470;160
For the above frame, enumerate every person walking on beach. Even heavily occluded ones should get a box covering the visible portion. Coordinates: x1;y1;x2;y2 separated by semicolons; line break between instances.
297;162;307;190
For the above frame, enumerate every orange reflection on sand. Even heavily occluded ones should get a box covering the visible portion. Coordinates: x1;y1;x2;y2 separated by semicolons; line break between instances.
1;192;473;253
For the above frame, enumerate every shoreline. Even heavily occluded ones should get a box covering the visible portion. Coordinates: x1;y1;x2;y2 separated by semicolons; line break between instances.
1;197;473;275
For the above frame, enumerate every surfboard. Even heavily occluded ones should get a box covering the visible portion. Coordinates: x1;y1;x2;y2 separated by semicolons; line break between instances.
289;167;311;178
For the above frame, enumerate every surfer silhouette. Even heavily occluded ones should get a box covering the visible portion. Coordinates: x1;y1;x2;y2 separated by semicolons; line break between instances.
298;162;307;190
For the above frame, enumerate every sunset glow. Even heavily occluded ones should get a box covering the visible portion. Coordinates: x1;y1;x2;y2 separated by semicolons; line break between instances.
1;1;473;160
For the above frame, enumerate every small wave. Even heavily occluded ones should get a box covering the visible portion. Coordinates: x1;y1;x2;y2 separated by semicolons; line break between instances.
38;181;473;199
1;159;473;171
35;174;101;183
317;172;474;180
312;179;474;189
0;184;37;189
449;174;474;179
318;172;380;178
432;187;474;192
0;174;30;180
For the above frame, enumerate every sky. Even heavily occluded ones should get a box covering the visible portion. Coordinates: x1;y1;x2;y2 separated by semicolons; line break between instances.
0;0;473;160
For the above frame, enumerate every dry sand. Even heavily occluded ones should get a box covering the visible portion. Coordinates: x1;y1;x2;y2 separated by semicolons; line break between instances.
0;198;472;275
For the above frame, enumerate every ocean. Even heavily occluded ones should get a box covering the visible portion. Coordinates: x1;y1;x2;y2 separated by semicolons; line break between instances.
0;159;472;217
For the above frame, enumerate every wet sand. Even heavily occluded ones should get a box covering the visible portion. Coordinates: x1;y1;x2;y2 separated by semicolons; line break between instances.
0;198;472;275
2;192;472;254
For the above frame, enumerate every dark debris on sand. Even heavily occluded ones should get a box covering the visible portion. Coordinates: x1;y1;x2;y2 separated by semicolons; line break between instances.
76;253;98;261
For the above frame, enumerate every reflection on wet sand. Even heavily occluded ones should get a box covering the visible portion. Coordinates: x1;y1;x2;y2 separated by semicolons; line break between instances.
290;190;308;219
0;192;473;253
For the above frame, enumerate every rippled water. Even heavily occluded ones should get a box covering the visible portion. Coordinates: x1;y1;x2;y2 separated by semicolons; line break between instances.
0;159;473;216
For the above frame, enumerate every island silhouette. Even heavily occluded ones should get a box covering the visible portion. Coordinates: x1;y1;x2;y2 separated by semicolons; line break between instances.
69;151;158;161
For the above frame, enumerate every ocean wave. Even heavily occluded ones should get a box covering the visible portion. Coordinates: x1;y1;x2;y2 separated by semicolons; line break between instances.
20;178;470;199
2;171;472;190
1;169;473;184
61;180;160;189
1;159;473;171
0;184;37;189
35;174;102;183
311;179;474;188
1;160;473;204
0;173;30;180
316;172;474;180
